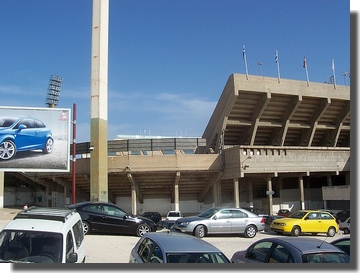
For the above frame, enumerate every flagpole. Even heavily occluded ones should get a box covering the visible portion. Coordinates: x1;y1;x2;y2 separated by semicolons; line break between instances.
243;45;249;80
303;56;309;86
275;50;280;83
332;58;336;89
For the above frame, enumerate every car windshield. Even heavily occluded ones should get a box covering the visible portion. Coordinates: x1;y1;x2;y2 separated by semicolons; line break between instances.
303;252;350;263
0;118;17;127
166;252;229;263
288;211;307;219
0;230;63;263
198;208;219;218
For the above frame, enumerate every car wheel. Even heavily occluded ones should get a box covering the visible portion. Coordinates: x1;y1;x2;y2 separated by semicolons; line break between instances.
194;225;206;238
136;224;151;237
0;140;16;160
83;221;91;235
244;225;257;238
327;226;336;237
343;228;350;234
291;226;301;236
43;138;54;154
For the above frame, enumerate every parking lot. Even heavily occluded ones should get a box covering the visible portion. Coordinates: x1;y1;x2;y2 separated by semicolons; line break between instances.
0;208;346;264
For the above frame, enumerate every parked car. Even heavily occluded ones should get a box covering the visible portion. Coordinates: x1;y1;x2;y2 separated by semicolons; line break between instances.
338;217;350;234
336;210;350;223
0;206;85;263
331;236;350;257
241;207;268;216
277;209;292;217
173;207;265;238
264;215;284;232
67;202;157;237
0;116;54;160
270;210;338;237
230;237;350;263
166;211;183;221
156;220;175;230
129;231;230;263
141;211;162;224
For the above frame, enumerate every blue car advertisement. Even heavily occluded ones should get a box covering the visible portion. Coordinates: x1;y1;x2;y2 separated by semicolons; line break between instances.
0;106;71;172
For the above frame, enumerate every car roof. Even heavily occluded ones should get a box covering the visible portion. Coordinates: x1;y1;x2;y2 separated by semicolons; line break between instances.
258;237;345;254
142;232;223;253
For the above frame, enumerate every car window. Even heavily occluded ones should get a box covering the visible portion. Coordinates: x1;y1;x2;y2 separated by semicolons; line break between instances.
103;205;126;217
304;253;350;263
66;230;74;260
269;244;294;263
246;241;272;262
307;212;320;220
231;210;247;218
149;245;163;263
216;210;231;219
137;238;154;262
72;220;84;248
320;212;333;220
289;211;307;219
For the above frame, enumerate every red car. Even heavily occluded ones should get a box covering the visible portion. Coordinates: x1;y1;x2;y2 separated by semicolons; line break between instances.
276;209;292;217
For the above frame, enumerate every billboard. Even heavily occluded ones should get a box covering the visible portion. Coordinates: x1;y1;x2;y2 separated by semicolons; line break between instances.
0;106;71;172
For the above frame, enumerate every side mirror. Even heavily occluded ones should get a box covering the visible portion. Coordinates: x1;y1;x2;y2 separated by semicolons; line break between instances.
66;253;78;263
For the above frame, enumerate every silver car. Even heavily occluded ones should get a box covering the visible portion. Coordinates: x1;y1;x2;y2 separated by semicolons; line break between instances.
129;232;230;263
173;207;265;238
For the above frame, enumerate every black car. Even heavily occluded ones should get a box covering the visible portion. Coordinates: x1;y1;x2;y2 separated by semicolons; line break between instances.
141;211;162;224
67;202;157;237
336;210;350;223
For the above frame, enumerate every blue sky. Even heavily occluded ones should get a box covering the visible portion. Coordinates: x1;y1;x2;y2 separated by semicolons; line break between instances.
0;1;352;143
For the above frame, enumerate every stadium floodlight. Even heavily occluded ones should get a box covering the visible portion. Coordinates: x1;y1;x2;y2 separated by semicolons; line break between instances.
45;75;63;108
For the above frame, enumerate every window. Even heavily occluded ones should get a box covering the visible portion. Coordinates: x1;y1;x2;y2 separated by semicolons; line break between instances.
246;242;272;262
66;230;74;260
217;210;231;219
231;210;246;218
269;244;294;263
72;220;84;248
138;238;154;262
149;245;163;263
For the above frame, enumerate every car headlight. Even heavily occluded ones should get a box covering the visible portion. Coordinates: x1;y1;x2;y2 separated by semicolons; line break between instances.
279;223;286;226
178;222;190;227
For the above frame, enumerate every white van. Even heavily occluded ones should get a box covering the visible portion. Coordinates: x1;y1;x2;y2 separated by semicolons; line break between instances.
0;206;85;263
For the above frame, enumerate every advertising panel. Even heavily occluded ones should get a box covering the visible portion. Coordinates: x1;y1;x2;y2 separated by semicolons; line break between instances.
0;106;71;172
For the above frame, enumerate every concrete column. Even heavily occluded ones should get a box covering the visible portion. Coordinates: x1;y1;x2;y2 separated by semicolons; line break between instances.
0;171;4;208
212;181;222;207
248;178;253;207
298;176;305;209
267;177;273;215
131;185;137;214
174;182;179;211
233;178;239;208
327;175;332;186
90;0;109;202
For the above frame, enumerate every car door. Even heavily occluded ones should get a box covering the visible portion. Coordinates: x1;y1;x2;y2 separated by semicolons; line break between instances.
230;209;248;233
301;212;322;232
98;204;129;234
207;209;232;233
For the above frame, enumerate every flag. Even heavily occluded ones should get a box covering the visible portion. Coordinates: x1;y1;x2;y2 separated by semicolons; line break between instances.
275;50;278;63
332;58;335;71
242;45;249;79
303;56;306;68
242;45;246;59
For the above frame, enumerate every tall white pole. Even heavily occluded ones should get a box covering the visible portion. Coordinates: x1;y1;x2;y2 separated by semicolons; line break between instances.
242;45;249;80
90;0;109;202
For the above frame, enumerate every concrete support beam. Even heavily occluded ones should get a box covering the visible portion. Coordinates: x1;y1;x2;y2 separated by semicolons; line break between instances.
127;173;139;214
233;178;239;208
174;171;180;211
266;176;273;215
298;176;305;209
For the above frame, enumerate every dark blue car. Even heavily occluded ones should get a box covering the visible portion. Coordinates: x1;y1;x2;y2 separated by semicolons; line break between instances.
0;117;53;160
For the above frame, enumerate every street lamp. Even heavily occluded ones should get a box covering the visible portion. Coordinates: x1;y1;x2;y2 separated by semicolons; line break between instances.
45;75;62;108
342;71;350;86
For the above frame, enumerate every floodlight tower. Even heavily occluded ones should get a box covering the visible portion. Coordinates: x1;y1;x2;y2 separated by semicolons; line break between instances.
45;75;62;108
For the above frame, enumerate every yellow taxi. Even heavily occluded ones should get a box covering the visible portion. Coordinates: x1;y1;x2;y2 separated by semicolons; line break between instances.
270;210;338;237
